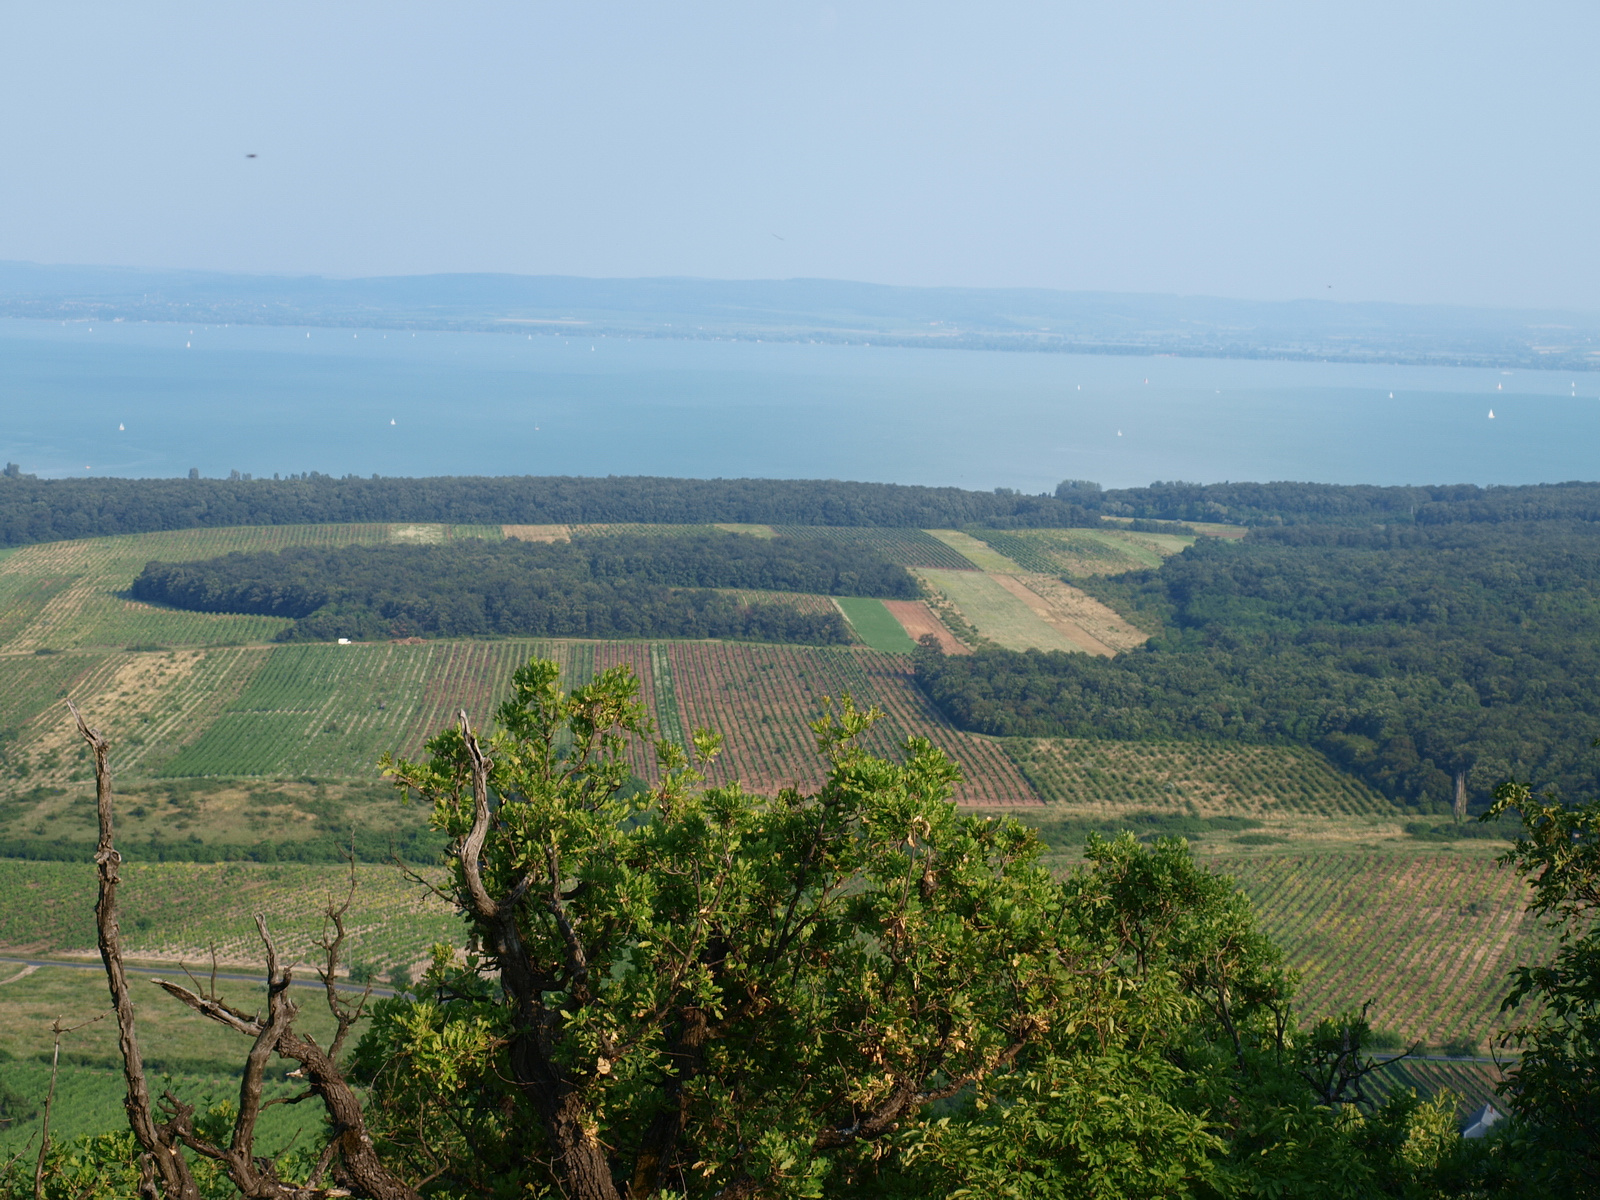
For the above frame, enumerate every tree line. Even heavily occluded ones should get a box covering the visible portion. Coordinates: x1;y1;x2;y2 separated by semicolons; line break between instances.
0;471;1096;547
916;519;1600;812
1060;477;1600;528
130;531;915;644
7;467;1600;549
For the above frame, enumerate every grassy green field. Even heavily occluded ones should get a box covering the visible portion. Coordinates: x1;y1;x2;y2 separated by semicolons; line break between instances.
924;529;1025;572
917;568;1085;652
832;597;917;653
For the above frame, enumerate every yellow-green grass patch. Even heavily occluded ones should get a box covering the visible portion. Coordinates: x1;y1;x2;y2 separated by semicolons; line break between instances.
916;568;1087;653
832;597;917;654
979;527;1192;575
1102;515;1248;539
924;529;1026;573
773;527;976;570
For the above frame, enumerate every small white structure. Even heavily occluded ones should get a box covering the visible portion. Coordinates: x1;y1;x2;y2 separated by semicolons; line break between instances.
1461;1102;1503;1140
337;638;351;645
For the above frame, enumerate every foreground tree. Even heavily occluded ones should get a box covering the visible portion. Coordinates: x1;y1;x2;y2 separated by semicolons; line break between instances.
374;660;1107;1197
364;657;1463;1199
1479;770;1600;1196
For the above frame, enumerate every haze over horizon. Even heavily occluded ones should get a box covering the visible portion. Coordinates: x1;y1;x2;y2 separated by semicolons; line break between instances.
3;2;1596;312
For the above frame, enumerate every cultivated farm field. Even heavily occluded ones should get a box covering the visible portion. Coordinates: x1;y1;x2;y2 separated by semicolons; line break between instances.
832;596;918;653
1219;850;1553;1050
966;526;1192;575
0;858;453;967
1008;738;1395;818
661;643;1039;804
916;568;1089;653
773;526;976;570
0;522;496;654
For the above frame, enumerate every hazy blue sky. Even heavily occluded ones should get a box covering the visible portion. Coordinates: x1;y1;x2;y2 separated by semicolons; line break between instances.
2;2;1595;309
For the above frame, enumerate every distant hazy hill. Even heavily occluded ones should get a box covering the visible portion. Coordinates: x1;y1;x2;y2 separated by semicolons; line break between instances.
2;260;1596;370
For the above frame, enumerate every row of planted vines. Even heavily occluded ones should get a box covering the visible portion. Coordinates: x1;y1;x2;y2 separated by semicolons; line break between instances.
773;526;978;571
1216;852;1555;1049
1371;1059;1505;1116
1006;738;1394;817
0;858;454;968
661;643;1038;804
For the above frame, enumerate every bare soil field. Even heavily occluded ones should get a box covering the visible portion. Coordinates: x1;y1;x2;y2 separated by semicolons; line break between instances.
883;599;969;653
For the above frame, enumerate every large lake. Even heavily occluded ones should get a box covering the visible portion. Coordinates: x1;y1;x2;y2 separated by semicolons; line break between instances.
2;318;1594;490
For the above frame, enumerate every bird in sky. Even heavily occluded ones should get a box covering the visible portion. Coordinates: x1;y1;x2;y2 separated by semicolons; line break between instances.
772;233;785;241
245;153;258;159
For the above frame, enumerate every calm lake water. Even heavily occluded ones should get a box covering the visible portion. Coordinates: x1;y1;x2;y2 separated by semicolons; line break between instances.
2;318;1595;491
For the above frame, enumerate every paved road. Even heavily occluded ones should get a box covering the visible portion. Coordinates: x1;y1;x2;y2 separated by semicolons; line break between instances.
0;955;396;998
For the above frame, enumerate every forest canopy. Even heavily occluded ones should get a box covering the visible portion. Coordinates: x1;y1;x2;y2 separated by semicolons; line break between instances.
916;520;1600;812
130;531;913;644
0;471;1096;547
10;467;1600;548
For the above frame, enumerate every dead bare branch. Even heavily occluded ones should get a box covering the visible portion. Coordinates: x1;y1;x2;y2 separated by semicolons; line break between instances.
70;698;200;1200
316;859;374;1061
34;1011;110;1200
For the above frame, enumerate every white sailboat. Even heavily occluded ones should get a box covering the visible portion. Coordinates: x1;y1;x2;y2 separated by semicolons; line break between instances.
118;423;124;431
1488;409;1495;419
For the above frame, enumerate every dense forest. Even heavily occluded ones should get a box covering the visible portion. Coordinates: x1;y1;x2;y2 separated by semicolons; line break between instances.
11;467;1600;548
917;519;1600;811
131;531;911;643
1067;478;1600;527
0;470;1095;546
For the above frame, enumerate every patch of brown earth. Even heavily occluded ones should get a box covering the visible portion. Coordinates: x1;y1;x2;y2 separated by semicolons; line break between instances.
882;600;970;654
